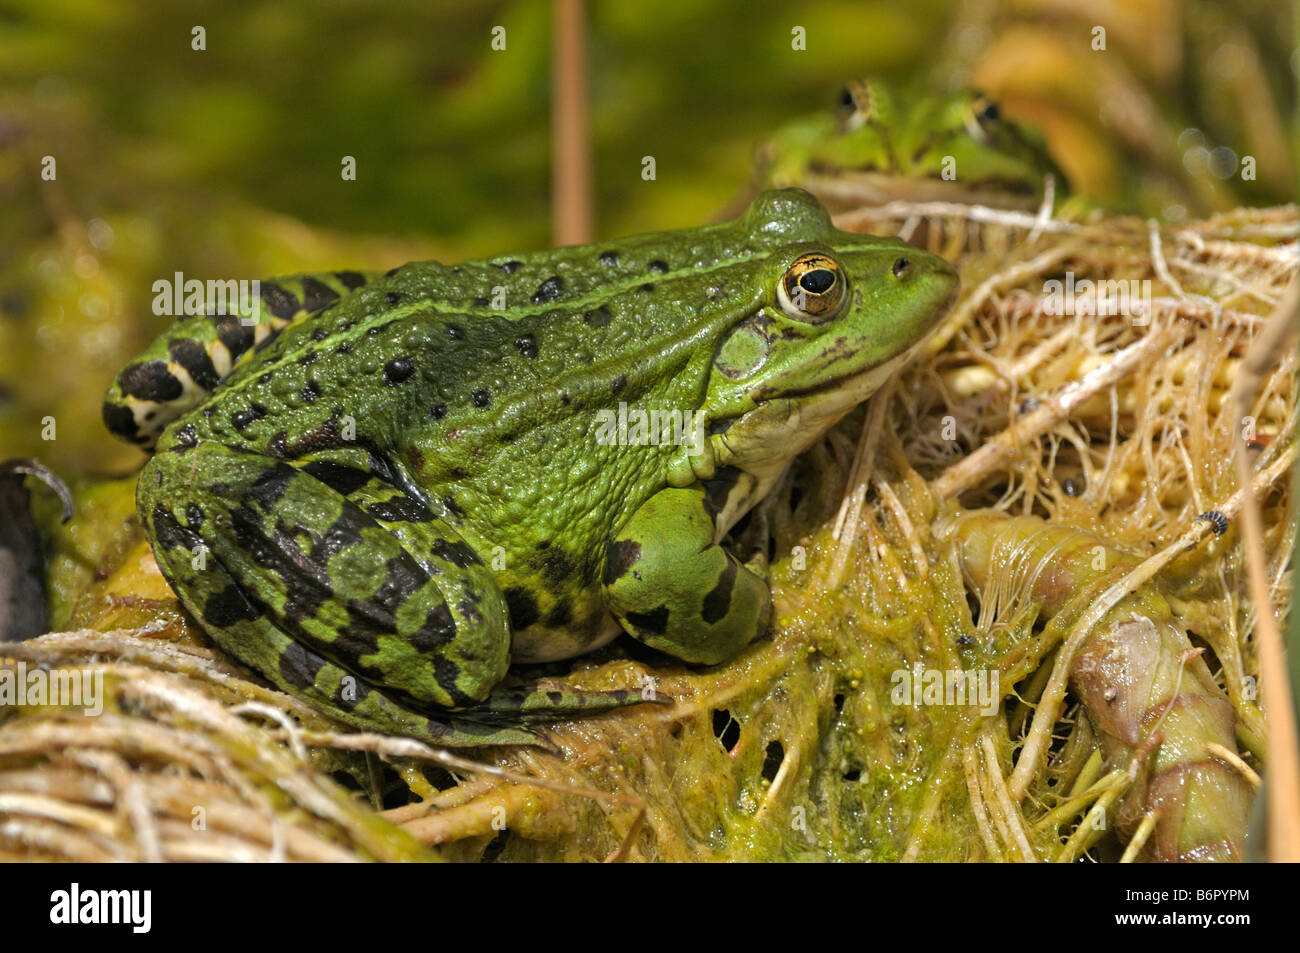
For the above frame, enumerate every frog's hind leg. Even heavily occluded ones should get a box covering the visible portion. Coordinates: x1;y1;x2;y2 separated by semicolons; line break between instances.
138;442;549;747
103;270;381;449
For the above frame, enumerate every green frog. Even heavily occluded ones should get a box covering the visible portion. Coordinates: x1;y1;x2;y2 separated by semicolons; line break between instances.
103;189;958;747
758;79;1067;211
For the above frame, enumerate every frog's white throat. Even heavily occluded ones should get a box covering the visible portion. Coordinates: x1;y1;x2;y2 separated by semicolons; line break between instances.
705;345;919;539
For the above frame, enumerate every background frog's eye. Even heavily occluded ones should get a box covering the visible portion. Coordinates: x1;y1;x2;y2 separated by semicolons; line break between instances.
972;96;1001;125
835;80;874;131
963;96;1002;144
777;253;847;322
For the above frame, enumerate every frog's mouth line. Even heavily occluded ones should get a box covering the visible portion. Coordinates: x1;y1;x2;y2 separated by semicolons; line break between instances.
776;333;934;408
708;344;919;451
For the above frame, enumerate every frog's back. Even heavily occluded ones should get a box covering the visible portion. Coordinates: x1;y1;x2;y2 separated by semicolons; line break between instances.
106;191;836;460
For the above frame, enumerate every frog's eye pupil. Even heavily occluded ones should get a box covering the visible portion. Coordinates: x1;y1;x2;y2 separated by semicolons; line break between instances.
979;102;1000;122
892;257;911;278
779;254;846;322
800;269;836;295
837;87;855;110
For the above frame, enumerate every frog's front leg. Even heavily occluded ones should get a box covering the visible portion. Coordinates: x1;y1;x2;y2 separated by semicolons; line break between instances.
602;485;771;664
139;442;512;716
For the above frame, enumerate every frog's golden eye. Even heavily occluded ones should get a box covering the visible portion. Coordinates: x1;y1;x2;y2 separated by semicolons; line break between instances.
778;253;847;322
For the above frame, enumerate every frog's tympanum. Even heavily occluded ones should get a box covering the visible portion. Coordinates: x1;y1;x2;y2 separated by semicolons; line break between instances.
103;189;958;746
759;79;1067;210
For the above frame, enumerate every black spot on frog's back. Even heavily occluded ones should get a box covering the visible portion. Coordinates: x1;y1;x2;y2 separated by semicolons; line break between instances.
583;305;612;328
515;334;539;358
384;356;416;384
532;276;564;304
231;403;269;432
173;423;198;448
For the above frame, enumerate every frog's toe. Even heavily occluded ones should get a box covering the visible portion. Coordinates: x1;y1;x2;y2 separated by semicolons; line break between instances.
468;680;674;723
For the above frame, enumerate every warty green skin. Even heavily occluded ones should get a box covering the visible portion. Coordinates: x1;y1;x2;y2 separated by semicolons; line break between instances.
104;189;958;747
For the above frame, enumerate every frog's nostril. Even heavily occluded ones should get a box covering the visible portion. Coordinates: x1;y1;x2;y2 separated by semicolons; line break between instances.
891;257;911;279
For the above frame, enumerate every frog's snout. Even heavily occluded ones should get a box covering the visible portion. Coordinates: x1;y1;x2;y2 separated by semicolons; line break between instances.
889;249;956;282
897;250;959;311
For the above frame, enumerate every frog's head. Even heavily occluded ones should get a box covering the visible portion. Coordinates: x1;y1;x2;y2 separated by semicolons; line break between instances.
833;77;897;134
699;189;957;481
900;88;1064;195
759;79;1065;201
758;80;898;186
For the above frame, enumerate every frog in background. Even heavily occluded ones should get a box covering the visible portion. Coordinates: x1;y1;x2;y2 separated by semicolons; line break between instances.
758;79;1069;212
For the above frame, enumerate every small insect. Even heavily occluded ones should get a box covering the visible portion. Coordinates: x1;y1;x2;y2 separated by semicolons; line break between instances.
1018;397;1039;414
1062;476;1085;497
956;634;975;645
1195;510;1229;536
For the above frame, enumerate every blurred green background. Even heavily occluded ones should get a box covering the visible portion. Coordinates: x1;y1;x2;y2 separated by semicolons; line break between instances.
0;0;1296;475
